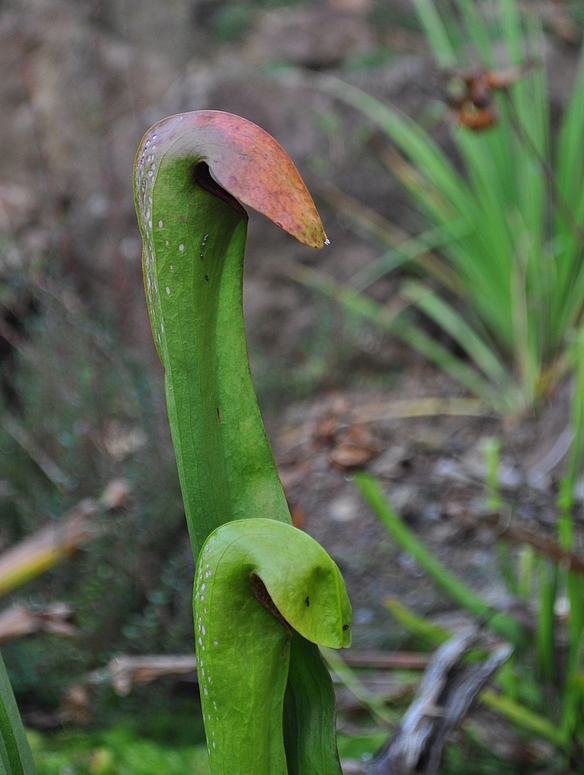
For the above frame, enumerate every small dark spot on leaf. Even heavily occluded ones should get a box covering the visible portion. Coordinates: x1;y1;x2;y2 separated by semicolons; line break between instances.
216;406;221;423
205;275;210;282
305;596;310;607
342;624;349;631
200;254;204;261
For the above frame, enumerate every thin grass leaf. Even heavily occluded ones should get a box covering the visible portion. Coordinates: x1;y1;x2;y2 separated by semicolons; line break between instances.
321;648;396;726
401;281;510;389
495;542;518;597
561;574;584;739
385;599;494;671
385;598;450;647
354;473;527;647
556;44;584;207
555;328;584;737
295;265;507;410
319;177;463;298
411;0;457;69
380;147;463;232
453;0;495;66
385;597;554;738
480;436;520;599
496;657;519;703
565;674;584;753
517;545;534;600
482;437;502;511
558;326;584;530
510;221;539;406
480;688;567;750
0;652;38;775
535;560;557;683
307;73;475;220
498;0;525;67
438;236;515;355
349;222;468;292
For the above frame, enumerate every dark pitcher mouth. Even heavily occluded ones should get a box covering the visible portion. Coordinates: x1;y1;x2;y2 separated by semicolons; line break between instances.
249;572;293;632
193;161;247;215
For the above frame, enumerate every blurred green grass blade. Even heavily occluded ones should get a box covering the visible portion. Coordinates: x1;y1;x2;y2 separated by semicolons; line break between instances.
385;149;459;227
401;281;509;389
321;648;395;726
0;652;38;775
295;266;506;410
556;43;584;206
559;332;584;740
383;598;556;740
498;0;524;66
535;560;557;681
515;27;548;272
349;221;468;292
496;656;518;702
482;437;502;512
336;732;388;762
453;0;494;66
569;327;584;475
385;598;491;665
552;252;584;351
385;598;449;647
517;545;534;600
561;574;584;738
558;327;584;529
493;541;517;599
309;73;474;219
454;130;514;260
439;239;514;355
510;230;540;406
411;0;457;68
354;473;527;647
395;122;520;359
480;688;567;749
448;177;513;323
394;324;501;407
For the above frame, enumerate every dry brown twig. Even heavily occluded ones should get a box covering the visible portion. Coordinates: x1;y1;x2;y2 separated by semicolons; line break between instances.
0;601;77;644
368;628;512;775
0;478;130;599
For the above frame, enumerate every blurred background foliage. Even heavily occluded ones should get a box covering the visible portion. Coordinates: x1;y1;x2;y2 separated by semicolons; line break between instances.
0;280;195;707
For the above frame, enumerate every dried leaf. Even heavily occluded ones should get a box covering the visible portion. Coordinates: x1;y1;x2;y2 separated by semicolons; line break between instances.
0;602;77;644
329;424;383;469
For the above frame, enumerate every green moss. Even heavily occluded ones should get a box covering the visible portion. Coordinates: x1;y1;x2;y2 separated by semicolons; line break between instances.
28;724;211;775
